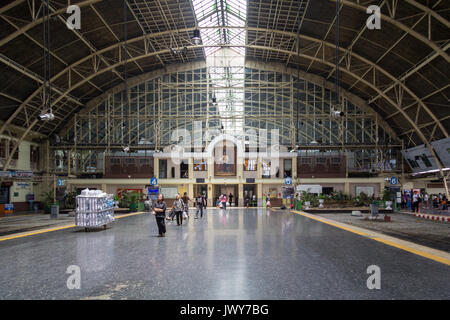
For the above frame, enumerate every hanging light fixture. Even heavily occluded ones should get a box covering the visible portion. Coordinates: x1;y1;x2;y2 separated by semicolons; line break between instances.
192;29;201;45
332;0;344;118
39;0;54;122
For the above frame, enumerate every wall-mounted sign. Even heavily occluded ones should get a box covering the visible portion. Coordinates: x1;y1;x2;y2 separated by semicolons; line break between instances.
147;187;159;201
150;177;158;186
160;186;177;199
285;177;293;185
390;176;398;185
355;186;375;197
0;171;34;178
282;186;294;199
16;182;30;189
0;171;11;177
13;171;34;178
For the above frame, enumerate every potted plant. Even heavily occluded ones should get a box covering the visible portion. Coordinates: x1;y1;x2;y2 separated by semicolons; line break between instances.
113;195;120;208
123;191;139;212
64;191;77;209
302;190;312;209
354;192;370;207
382;189;393;210
41;190;55;213
318;194;326;208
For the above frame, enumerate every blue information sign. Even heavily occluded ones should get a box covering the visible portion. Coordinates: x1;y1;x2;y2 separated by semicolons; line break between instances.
390;176;398;185
285;177;292;185
150;177;158;186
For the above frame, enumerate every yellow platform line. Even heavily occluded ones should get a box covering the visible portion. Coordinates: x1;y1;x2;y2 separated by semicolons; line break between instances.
292;210;450;266
0;211;146;242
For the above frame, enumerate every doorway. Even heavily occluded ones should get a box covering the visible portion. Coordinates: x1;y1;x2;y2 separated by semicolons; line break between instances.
214;185;238;207
0;186;10;204
244;184;257;207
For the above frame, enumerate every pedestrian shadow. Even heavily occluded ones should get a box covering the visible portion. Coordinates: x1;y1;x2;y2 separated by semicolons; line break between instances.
73;227;109;233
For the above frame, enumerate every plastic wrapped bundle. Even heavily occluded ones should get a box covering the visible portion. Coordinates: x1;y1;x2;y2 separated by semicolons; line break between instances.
75;190;115;228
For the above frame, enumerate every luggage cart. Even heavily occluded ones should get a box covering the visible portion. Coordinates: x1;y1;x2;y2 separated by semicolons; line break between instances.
76;189;115;231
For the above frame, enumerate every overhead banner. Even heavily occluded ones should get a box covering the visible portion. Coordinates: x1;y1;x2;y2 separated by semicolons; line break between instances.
431;137;450;168
401;145;438;173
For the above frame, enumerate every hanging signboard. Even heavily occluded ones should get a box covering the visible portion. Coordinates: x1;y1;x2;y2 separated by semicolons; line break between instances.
390;176;398;185
431;137;450;168
401;145;438;173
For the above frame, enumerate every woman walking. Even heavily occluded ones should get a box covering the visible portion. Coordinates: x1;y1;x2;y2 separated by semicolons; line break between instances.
173;194;185;226
152;194;167;237
220;193;227;210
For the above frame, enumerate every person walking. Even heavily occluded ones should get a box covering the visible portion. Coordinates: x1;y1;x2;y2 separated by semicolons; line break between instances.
202;192;207;209
144;195;153;213
195;193;206;219
220;193;227;210
181;192;191;219
152;194;167;237
412;191;419;213
172;194;184;226
441;196;448;210
228;193;233;207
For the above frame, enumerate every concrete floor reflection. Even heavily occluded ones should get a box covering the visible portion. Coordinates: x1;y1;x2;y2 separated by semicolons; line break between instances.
0;208;449;299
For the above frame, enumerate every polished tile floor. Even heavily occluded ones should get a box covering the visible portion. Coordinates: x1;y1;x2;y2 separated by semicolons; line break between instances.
0;208;448;299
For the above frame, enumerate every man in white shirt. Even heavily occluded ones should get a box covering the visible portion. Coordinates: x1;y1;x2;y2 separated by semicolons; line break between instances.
412;192;419;213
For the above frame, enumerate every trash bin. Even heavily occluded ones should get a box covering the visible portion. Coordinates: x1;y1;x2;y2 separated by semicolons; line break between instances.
370;203;379;217
50;205;59;219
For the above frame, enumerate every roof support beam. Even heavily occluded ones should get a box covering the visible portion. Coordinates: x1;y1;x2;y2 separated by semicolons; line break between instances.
0;0;102;48
3;26;444;139
329;0;449;63
26;42;440;172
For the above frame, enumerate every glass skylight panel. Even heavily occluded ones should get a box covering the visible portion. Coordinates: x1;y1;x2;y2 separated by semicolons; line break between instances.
192;0;247;56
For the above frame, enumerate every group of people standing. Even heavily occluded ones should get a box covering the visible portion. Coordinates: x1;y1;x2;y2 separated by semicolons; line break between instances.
151;192;207;237
401;191;448;213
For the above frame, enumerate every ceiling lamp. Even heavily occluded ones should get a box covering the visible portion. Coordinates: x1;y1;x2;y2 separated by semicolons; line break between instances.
38;112;55;121
331;109;345;118
192;29;201;45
